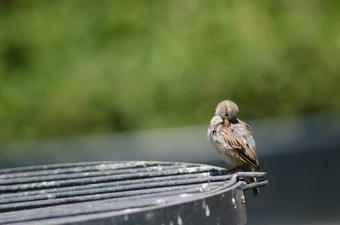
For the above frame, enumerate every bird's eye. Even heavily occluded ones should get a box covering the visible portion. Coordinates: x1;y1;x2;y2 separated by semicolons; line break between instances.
225;112;229;118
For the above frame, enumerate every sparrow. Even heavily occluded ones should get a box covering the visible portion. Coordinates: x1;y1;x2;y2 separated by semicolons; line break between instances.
207;100;261;197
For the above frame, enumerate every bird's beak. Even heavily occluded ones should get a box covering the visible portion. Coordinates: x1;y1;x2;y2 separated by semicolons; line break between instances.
224;118;229;126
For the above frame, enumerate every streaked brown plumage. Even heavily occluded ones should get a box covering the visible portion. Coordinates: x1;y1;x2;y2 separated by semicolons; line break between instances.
207;100;261;197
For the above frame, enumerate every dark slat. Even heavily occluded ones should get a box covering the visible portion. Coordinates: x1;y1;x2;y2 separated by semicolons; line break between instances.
0;175;233;205
0;164;197;185
0;173;209;200
0;166;218;192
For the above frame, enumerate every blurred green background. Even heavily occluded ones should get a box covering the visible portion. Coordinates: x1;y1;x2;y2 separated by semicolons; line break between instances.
0;0;339;141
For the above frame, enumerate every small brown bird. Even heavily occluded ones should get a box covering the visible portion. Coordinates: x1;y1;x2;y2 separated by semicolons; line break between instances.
207;100;261;197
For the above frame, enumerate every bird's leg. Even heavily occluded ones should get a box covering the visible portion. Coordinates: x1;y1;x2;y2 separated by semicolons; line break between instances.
225;166;241;175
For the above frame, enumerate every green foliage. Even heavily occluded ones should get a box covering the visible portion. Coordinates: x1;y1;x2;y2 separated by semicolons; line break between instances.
0;0;339;140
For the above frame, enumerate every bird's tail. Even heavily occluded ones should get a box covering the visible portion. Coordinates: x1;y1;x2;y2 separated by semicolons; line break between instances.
250;177;260;197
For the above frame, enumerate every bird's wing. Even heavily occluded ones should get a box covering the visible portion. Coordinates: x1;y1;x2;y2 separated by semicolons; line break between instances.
220;122;261;171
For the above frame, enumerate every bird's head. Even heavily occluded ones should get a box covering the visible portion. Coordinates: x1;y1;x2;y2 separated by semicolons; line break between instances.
215;100;239;124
